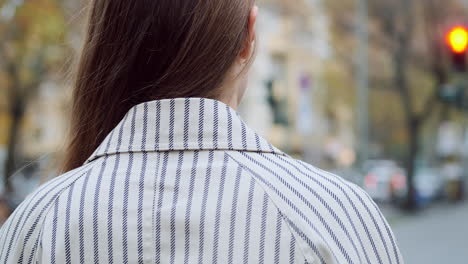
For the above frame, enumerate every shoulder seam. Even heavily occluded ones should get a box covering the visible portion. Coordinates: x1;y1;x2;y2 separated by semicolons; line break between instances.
28;163;95;263
224;151;317;264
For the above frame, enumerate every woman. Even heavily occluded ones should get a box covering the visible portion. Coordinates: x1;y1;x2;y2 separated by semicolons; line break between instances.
0;0;402;263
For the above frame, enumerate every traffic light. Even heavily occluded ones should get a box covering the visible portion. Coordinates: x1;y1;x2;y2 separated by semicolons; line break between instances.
446;26;468;72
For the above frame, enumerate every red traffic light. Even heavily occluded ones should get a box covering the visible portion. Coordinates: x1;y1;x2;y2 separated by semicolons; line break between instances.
447;26;468;54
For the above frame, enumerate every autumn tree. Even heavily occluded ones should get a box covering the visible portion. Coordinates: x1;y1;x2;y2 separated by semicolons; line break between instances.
0;0;67;193
327;0;468;209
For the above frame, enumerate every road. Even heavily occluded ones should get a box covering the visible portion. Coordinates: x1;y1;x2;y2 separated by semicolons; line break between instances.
383;201;468;264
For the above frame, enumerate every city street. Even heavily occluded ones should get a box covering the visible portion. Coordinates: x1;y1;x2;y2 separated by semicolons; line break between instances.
1;0;468;262
383;202;468;264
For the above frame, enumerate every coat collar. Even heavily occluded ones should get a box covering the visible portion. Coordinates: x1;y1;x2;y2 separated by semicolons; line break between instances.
85;98;285;163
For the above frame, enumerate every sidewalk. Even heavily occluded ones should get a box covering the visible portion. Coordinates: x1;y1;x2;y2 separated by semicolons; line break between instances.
382;201;468;264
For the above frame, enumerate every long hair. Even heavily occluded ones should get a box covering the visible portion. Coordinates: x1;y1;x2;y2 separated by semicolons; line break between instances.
63;0;255;172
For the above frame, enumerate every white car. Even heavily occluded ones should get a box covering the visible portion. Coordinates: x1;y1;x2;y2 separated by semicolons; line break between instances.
363;160;406;203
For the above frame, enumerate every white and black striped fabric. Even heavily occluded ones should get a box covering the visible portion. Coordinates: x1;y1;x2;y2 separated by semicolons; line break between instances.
0;98;402;264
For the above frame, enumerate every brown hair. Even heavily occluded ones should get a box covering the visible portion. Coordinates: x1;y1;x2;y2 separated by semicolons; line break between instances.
63;0;255;172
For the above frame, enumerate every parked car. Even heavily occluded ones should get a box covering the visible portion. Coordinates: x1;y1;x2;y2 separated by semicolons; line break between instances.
362;160;407;203
413;167;444;206
393;167;445;208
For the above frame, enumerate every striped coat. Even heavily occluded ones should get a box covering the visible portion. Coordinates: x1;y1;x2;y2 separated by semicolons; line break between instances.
0;98;402;263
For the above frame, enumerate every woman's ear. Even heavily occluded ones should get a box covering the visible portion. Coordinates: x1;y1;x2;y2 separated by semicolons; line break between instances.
239;5;258;60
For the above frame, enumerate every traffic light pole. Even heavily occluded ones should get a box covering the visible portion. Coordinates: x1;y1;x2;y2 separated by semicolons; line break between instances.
356;0;369;167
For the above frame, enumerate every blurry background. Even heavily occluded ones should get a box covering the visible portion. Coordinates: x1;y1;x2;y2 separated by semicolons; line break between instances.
1;0;467;262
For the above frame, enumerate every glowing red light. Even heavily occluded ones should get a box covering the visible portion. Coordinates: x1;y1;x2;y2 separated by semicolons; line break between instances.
447;26;468;54
391;173;406;190
365;174;378;189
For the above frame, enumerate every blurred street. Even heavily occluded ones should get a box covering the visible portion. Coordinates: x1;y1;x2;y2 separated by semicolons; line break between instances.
1;0;468;260
382;201;468;264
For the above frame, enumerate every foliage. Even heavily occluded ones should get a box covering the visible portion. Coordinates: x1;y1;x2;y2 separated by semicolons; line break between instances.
326;0;468;209
0;0;68;191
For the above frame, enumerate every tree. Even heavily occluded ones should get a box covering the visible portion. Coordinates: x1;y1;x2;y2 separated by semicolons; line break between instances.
369;0;468;209
0;0;67;193
327;0;468;209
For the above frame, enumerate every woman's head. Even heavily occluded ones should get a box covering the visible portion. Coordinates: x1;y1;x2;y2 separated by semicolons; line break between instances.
63;0;258;171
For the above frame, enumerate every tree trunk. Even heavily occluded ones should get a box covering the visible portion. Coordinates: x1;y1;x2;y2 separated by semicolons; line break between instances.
404;118;420;210
4;98;25;194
